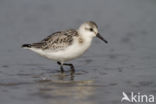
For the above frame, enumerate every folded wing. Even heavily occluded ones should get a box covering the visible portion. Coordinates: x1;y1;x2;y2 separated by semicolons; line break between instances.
31;29;78;51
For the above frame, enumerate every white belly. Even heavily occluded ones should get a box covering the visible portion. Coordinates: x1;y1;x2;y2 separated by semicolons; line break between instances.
30;40;91;62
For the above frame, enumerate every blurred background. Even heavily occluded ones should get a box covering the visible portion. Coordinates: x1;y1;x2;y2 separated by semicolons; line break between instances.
0;0;156;104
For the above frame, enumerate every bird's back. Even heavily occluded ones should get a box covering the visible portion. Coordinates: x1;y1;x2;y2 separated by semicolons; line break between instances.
22;29;79;52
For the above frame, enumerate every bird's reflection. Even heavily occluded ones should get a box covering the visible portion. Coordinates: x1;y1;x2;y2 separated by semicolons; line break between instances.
56;71;75;80
35;71;95;104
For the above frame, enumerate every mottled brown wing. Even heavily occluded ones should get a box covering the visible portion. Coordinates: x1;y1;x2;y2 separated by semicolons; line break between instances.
31;29;78;51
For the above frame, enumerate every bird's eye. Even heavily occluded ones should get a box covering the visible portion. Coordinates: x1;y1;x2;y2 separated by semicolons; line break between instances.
90;28;93;32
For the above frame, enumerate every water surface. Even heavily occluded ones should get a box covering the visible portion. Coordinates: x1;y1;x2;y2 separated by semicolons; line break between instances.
0;0;156;104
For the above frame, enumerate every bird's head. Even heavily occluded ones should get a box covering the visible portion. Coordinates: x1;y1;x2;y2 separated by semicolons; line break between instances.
78;21;108;43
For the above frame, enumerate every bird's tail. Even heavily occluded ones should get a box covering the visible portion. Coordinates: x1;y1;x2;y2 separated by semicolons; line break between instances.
21;44;32;49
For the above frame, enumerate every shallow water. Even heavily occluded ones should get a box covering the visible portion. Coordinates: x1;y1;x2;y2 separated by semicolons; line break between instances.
0;0;156;104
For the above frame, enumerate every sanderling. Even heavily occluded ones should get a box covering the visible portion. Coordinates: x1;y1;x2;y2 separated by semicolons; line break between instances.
22;21;108;72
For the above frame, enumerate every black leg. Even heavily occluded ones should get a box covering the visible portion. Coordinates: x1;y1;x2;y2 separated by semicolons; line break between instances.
57;61;64;73
63;63;75;72
57;61;61;65
57;61;75;72
60;65;64;73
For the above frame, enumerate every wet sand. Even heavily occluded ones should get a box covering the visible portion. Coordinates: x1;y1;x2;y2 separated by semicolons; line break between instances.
0;0;156;104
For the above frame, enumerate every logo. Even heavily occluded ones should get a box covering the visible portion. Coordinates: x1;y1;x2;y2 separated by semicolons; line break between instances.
121;92;155;103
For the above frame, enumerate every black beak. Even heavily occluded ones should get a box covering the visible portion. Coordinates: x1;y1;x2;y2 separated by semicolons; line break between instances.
96;33;108;44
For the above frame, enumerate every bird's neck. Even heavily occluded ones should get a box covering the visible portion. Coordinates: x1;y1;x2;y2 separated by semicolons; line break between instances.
77;30;93;44
78;34;93;48
76;30;93;52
